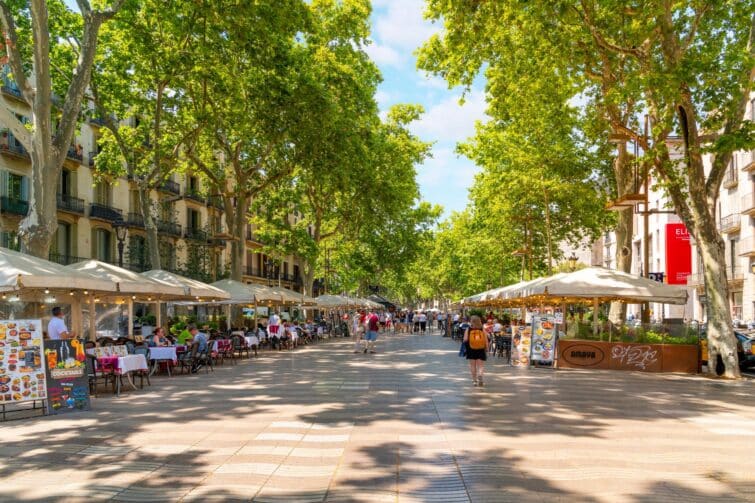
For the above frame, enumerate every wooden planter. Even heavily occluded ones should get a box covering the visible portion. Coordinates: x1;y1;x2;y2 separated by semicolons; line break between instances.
556;339;698;374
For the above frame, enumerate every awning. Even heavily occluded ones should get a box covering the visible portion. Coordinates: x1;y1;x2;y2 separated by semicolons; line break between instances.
139;270;230;300
0;247;115;293
64;260;187;298
209;279;283;304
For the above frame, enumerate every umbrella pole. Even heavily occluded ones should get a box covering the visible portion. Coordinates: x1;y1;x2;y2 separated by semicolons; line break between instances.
70;295;82;339
253;300;258;331
89;296;96;342
155;301;162;330
127;297;134;339
593;298;600;337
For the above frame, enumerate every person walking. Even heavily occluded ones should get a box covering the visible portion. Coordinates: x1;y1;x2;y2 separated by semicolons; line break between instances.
353;311;365;353
464;315;488;387
365;310;380;353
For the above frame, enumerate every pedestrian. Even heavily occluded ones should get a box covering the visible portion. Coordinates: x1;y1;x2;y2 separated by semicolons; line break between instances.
365;310;380;353
353;311;365;353
464;315;487;386
47;306;75;340
418;311;427;334
268;312;281;350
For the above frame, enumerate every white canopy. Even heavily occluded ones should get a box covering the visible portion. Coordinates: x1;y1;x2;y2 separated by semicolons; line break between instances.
0;247;115;293
139;270;230;300
209;279;283;304
316;294;353;309
513;267;688;305
64;260;187;298
268;285;315;305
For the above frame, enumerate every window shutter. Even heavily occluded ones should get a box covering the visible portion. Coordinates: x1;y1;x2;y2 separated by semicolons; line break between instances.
20;175;28;200
0;170;7;197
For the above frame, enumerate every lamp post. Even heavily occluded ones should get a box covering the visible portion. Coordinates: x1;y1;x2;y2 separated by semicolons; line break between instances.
264;258;274;287
568;253;579;272
113;220;127;268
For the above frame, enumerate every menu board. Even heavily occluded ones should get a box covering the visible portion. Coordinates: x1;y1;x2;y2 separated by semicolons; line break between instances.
43;339;90;414
511;324;532;367
531;316;557;365
0;319;47;405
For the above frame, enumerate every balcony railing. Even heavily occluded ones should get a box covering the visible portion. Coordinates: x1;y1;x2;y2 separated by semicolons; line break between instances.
0;195;29;216
719;213;741;234
1;84;23;100
184;188;205;203
184;227;208;241
66;146;83;163
56;193;85;215
0;136;30;160
742;150;755;172
89;203;123;222
156;219;182;237
48;252;85;266
160;179;181;194
207;195;224;211
738;236;755;257
723;166;739;188
88;150;99;167
126;212;145;228
741;193;755;216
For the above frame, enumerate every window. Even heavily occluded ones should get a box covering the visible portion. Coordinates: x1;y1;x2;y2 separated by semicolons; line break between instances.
94;181;111;206
159;199;174;222
3;171;27;201
51;222;72;256
188;176;199;192
159;240;175;270
129;190;140;213
293;265;300;280
732;291;743;319
92;228;112;262
0;231;19;251
59;169;74;197
127;235;149;270
283;262;289;278
187;208;200;230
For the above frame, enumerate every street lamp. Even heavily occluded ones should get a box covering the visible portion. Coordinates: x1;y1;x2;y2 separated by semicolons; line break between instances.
264;258;274;287
112;220;127;268
568;253;579;272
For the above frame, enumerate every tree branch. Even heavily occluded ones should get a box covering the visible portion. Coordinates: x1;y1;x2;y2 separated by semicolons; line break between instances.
575;0;646;60
0;1;33;104
682;4;710;52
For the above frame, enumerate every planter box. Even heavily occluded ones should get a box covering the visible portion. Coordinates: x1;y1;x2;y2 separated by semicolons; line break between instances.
557;339;698;374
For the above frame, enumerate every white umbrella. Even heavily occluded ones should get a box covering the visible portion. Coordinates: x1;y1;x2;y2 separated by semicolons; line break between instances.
210;279;283;304
64;260;187;298
139;270;230;300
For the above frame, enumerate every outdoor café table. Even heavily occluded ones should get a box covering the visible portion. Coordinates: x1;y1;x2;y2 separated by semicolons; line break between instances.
245;335;259;347
95;354;148;395
148;346;178;377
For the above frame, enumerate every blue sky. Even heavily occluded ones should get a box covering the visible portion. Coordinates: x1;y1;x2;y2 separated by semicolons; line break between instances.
366;0;487;216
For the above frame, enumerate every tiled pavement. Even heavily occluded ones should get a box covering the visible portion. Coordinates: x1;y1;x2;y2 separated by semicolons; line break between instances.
1;332;755;502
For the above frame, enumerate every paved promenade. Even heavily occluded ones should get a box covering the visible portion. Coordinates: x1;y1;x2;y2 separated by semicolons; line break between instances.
1;332;754;502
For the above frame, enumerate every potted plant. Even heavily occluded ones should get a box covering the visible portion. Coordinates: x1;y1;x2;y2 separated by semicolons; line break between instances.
140;314;157;336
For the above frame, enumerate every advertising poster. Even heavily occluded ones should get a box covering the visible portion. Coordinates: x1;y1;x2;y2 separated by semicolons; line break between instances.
511;324;532;367
531;316;557;365
43;339;90;414
665;223;692;284
0;319;47;405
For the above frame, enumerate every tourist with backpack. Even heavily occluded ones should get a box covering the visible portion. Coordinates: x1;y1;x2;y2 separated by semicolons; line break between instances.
464;315;488;387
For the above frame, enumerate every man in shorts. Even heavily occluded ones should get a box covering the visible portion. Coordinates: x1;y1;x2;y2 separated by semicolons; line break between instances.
365;310;380;354
268;312;281;350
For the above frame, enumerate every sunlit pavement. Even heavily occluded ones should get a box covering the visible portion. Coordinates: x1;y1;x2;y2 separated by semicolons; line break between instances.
1;332;754;503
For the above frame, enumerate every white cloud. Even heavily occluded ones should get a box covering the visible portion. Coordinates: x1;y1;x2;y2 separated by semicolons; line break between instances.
372;0;439;53
374;90;392;108
364;41;403;67
416;74;450;90
416;147;479;214
410;89;488;144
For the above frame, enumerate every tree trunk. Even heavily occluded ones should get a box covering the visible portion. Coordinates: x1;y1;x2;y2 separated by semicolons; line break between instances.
139;184;161;270
19;149;57;258
229;194;248;281
609;143;633;324
697;228;740;378
303;262;315;297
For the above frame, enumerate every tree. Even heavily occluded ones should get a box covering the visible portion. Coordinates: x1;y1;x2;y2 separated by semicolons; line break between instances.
90;0;205;270
419;0;754;377
0;0;125;257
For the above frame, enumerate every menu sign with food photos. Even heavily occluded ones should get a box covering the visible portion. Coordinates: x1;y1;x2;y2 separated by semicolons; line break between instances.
531;316;557;365
0;319;47;405
511;324;533;367
43;339;90;414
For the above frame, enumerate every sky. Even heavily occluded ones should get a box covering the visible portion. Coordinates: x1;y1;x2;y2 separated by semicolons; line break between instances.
366;0;487;216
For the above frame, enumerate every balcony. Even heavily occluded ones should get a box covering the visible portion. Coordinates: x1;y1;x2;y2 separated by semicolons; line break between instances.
56;193;85;215
0;135;30;160
0;196;28;216
126;212;145;228
719;213;741;234
48;252;85;266
88;150;99;167
184;227;208;242
89;203;123;222
727;266;744;284
741;193;755;216
159;179;181;195
207;195;224;211
741;151;755;172
184;188;205;204
723;166;739;189
1;83;23;101
156;219;182;237
686;273;704;287
65;145;83;163
738;236;755;257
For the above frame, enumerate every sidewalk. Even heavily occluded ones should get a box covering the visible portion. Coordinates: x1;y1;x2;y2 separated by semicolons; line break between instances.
0;333;753;502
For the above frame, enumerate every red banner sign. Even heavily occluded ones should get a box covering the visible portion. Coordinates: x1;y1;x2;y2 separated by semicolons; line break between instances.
665;223;692;285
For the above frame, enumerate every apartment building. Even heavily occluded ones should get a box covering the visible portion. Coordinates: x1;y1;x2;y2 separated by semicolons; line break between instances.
591;95;755;324
0;71;305;292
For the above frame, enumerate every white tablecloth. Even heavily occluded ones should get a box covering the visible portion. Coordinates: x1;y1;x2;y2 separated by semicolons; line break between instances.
231;331;245;337
118;354;148;374
245;336;259;346
149;347;177;362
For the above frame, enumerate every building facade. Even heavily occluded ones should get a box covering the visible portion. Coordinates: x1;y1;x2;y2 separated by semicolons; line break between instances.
0;72;306;292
